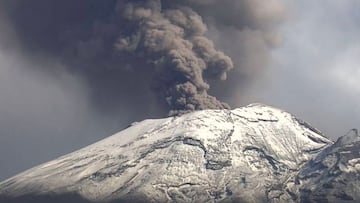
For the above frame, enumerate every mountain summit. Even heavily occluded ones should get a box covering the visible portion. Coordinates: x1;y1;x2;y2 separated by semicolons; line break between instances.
0;104;358;203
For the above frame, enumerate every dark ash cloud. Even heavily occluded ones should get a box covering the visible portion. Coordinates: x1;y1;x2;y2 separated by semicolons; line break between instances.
0;0;285;115
114;1;234;115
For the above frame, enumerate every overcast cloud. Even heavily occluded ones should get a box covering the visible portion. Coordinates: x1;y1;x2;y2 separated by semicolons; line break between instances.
0;0;359;181
243;0;360;138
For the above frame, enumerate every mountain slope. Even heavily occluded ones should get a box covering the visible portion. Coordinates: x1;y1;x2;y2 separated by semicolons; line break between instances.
0;104;334;202
295;129;360;203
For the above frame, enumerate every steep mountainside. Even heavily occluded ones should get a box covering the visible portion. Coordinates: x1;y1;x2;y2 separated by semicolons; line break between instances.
1;104;355;203
295;129;360;203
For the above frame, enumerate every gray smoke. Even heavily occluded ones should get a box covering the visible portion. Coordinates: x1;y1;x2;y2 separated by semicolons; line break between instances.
188;0;286;105
114;0;233;115
0;0;285;116
67;0;236;115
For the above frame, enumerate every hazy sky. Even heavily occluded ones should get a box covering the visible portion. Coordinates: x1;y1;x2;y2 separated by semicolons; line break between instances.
0;0;359;181
246;0;360;138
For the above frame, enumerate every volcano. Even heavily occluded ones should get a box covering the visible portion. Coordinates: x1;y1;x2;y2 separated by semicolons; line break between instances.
0;104;359;203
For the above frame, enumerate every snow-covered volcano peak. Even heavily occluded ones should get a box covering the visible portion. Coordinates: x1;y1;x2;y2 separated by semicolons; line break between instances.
0;104;334;202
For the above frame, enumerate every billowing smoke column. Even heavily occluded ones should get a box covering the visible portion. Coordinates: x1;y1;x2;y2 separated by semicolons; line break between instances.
114;0;233;115
1;0;286;117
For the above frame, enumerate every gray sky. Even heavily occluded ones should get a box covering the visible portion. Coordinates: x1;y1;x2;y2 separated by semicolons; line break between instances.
241;0;360;138
0;0;359;181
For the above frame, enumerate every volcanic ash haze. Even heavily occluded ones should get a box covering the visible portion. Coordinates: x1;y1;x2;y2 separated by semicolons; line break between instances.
1;0;286;116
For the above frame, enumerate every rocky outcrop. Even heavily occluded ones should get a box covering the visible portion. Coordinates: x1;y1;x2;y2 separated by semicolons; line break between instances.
295;129;360;203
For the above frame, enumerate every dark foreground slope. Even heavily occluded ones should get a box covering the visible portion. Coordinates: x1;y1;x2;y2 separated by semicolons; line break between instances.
296;129;360;203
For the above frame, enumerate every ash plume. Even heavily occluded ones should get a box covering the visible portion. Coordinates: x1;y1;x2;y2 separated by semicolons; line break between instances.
0;0;286;116
114;0;233;115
